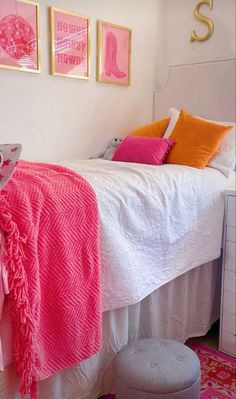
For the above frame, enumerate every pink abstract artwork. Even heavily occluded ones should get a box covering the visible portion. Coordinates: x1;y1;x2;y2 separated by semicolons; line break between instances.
50;7;90;79
98;21;131;86
0;0;40;72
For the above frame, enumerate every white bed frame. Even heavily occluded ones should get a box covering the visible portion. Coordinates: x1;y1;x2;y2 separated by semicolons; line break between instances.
153;58;236;122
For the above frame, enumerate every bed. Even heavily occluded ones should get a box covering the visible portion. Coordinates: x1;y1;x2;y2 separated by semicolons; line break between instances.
0;58;235;399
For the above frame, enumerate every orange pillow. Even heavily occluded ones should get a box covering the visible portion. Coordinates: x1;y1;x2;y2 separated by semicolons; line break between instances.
131;117;170;138
166;110;231;169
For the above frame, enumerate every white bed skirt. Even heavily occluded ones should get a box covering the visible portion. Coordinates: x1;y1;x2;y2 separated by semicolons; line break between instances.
0;259;221;399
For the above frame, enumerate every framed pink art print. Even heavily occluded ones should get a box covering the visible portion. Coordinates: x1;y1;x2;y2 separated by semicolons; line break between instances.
97;20;131;86
0;0;40;73
49;7;90;80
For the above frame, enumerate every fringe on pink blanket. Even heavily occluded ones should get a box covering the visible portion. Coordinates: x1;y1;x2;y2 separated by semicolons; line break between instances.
0;161;102;398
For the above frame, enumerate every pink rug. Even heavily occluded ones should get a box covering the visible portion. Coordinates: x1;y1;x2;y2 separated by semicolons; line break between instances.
192;344;236;399
99;344;236;399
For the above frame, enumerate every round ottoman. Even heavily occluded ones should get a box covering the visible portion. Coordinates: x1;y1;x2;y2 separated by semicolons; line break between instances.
115;338;200;399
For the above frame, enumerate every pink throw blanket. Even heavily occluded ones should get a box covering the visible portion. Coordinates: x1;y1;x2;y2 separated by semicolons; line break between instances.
0;160;102;398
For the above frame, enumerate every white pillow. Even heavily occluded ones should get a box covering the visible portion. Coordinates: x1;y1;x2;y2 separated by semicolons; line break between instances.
164;108;235;177
163;108;180;139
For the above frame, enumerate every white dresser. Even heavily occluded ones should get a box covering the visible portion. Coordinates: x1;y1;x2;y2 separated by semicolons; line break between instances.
219;189;236;357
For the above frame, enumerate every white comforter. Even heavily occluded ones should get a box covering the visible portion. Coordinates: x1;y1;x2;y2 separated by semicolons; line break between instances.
60;159;231;312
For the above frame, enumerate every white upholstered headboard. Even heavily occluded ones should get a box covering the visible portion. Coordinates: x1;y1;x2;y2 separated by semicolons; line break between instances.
154;58;236;122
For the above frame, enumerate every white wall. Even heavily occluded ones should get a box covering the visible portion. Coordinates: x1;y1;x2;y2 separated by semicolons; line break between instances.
157;0;236;88
0;0;162;161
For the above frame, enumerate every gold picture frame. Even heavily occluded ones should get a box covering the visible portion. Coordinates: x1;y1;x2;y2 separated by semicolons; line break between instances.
49;6;90;80
97;20;131;86
0;0;40;73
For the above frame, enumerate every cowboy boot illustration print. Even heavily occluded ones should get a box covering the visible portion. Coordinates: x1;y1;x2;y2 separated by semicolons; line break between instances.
105;31;127;79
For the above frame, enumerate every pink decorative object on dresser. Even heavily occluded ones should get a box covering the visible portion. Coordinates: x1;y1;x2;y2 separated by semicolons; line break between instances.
0;143;22;190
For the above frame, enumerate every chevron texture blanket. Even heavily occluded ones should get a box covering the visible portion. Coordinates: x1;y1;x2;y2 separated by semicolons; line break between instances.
0;160;101;398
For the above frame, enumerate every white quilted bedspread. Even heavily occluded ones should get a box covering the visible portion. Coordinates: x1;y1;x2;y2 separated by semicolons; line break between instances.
60;159;231;312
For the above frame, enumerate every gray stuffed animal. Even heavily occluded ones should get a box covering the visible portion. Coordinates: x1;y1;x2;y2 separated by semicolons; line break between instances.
98;137;123;160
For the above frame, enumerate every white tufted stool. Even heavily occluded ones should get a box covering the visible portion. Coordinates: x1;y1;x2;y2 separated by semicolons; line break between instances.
115;338;201;399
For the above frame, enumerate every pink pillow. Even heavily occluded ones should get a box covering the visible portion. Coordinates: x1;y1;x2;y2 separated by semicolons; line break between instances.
112;136;175;165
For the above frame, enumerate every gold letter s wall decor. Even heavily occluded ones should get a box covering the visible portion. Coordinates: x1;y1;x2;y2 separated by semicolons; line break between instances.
190;0;214;42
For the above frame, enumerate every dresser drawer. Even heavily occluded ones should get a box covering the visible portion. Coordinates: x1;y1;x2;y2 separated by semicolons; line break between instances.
227;211;236;227
227;196;236;213
225;240;236;259
220;331;236;357
222;312;236;335
225;256;236;273
223;291;236;315
226;226;236;243
224;270;236;293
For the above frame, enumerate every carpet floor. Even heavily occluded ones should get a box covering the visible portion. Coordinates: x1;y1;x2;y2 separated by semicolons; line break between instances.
99;344;236;399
